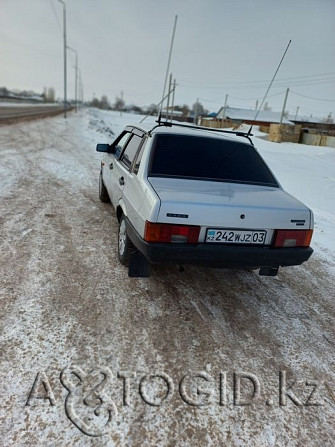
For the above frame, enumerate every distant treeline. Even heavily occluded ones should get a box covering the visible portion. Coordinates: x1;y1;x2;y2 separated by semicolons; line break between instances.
0;87;56;103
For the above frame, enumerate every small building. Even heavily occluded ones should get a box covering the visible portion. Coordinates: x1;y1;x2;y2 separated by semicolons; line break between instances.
216;106;293;128
203;106;301;144
289;114;335;135
290;115;335;148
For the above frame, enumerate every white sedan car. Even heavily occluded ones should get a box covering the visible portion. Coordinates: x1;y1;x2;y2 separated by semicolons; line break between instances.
96;121;313;277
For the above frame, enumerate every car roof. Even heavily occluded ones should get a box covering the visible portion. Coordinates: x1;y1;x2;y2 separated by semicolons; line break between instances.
125;121;254;146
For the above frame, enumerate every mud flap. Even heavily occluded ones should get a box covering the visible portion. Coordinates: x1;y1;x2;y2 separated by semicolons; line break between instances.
259;266;279;276
128;251;151;277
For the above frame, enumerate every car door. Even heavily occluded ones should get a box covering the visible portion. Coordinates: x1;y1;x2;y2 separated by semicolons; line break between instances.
110;131;144;210
121;135;148;233
103;131;131;206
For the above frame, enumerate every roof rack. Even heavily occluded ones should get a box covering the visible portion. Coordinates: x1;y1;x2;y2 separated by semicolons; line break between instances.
148;116;254;145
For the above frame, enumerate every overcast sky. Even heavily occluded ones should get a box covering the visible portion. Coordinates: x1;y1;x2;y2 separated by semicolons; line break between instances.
1;0;334;118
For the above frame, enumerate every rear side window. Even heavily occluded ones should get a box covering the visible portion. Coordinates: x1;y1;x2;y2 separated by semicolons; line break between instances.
149;134;278;187
133;139;146;175
119;134;143;170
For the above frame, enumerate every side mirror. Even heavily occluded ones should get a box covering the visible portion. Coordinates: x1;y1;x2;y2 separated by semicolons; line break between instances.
96;143;112;153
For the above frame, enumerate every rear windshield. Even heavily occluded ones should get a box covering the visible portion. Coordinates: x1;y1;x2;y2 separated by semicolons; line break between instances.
149;134;278;187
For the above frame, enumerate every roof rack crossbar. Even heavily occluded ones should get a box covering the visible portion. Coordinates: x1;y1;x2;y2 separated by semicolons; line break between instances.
149;119;254;144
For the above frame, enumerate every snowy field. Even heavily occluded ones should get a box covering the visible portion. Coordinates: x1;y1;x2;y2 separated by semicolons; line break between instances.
0;109;334;446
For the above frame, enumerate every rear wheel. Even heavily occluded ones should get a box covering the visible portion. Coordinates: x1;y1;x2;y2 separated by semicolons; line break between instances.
99;171;110;203
118;216;133;266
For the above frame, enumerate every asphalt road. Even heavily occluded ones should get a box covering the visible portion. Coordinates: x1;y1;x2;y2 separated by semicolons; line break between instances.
0;104;68;121
0;111;334;446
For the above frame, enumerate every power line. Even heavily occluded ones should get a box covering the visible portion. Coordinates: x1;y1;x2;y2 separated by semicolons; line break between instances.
298;106;333;115
179;77;335;91
198;97;224;103
229;91;287;101
272;78;335;88
290;90;335;102
179;71;335;91
265;71;335;82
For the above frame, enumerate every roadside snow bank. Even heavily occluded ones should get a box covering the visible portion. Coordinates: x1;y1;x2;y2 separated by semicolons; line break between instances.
254;136;335;265
87;110;335;266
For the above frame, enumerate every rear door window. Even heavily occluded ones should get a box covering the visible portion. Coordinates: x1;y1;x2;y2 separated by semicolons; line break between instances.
119;134;143;171
133;139;146;175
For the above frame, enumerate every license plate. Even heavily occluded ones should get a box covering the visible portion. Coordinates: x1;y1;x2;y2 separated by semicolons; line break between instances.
206;229;267;245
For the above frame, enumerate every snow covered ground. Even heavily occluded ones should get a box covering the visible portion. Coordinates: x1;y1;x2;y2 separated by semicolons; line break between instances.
0;109;334;446
0;102;60;107
89;110;335;265
253;129;335;266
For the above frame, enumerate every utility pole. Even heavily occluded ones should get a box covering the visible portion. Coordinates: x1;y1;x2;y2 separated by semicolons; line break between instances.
280;88;289;124
140;89;173;123
160;15;178;117
193;97;199;124
170;79;176;121
79;70;84;106
294;106;300;121
221;94;228;127
223;94;228;119
78;70;82;107
166;73;172;119
58;0;67;118
67;46;78;112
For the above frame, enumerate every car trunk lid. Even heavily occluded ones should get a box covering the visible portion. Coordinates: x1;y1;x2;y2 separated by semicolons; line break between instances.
148;177;312;230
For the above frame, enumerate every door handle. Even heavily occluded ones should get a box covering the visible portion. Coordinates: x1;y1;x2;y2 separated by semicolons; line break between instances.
119;177;125;186
109;162;113;170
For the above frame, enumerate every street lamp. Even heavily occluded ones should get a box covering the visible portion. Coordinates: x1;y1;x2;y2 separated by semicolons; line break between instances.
67;45;78;112
58;0;67;118
78;69;84;106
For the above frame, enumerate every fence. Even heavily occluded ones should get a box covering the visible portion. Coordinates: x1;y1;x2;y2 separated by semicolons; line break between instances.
301;133;335;148
269;124;301;143
199;118;234;129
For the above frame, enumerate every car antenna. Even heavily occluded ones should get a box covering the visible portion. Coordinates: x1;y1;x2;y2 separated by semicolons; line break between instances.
248;39;292;136
158;15;178;120
139;16;178;125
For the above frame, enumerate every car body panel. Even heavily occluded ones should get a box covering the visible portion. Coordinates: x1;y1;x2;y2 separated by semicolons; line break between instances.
148;177;312;233
124;215;313;268
96;122;314;275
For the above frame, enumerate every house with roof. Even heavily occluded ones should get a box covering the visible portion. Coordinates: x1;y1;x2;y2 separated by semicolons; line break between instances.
205;106;300;143
216;106;293;126
199;106;334;146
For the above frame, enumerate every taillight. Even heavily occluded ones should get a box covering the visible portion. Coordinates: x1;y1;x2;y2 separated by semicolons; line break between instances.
274;229;313;248
144;221;200;244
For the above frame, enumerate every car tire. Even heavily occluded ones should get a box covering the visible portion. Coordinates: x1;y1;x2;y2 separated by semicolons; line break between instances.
99;171;110;203
118;216;134;266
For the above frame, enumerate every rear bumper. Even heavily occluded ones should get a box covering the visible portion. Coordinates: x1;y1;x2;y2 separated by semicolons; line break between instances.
126;218;313;268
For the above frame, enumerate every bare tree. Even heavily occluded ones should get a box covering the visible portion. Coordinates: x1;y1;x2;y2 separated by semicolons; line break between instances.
100;95;110;110
115;96;125;111
43;87;56;103
147;104;159;115
47;88;55;103
192;101;208;116
323;113;333;124
174;104;190;117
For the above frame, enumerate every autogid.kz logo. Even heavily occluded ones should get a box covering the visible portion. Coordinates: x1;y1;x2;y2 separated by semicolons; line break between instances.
25;365;331;437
